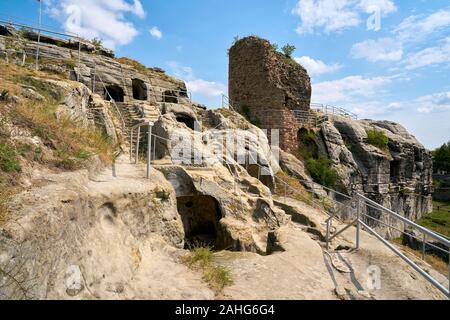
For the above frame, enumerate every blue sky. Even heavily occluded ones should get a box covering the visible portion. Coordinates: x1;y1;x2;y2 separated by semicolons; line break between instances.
0;0;449;149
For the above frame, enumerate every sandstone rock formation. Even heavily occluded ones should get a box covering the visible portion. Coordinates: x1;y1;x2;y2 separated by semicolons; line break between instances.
308;117;433;238
0;27;444;300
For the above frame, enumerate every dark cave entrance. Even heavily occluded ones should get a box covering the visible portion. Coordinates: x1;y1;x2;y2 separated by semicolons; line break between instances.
176;195;223;248
132;79;147;101
390;160;402;182
163;90;179;103
176;114;195;130
104;85;125;102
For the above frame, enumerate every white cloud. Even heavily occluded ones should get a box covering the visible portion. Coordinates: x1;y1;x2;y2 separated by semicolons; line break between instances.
186;80;225;97
405;37;450;70
351;37;403;62
294;56;342;76
44;0;145;49
358;0;396;14
292;0;396;34
394;9;450;43
312;75;392;104
149;26;163;39
168;61;225;97
416;91;450;114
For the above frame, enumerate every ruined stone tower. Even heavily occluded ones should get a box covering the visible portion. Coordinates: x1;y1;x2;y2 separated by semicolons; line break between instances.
228;36;312;152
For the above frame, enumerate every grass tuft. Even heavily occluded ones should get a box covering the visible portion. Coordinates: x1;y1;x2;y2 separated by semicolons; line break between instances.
184;246;233;294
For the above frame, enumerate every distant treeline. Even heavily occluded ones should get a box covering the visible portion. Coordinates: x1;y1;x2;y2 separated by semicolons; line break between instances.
433;141;450;173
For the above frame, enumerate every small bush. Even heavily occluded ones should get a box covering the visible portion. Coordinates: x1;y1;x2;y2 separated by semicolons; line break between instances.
0;143;21;173
281;44;296;58
271;43;279;52
305;157;338;189
204;265;233;291
189;247;213;268
241;105;262;128
366;130;389;150
91;37;103;49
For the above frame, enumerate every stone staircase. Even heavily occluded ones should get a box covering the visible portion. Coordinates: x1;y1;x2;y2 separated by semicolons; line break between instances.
115;102;161;152
197;109;215;129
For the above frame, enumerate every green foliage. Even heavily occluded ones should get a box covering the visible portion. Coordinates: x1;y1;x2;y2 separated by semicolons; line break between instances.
305;157;339;188
185;246;233;293
366;129;389;150
189;247;214;268
433;142;450;173
271;43;279;52
91;37;103;49
116;57;148;73
281;44;296;58
241;105;262;128
417;201;450;237
0;143;21;173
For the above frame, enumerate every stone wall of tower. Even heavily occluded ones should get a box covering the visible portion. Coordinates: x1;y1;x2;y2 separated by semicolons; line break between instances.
228;36;312;152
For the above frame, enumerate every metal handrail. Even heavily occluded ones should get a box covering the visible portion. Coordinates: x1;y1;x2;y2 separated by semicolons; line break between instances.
358;193;450;247
360;220;449;298
325;193;450;298
221;94;236;111
1;20;82;74
0;20;81;39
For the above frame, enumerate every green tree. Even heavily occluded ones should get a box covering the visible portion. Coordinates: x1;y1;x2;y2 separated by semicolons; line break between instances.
433;142;450;173
281;44;296;58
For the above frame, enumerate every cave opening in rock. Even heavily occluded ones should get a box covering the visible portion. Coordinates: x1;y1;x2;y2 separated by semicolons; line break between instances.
176;114;195;130
390;160;402;182
104;85;125;102
163;90;178;103
176;195;223;249
132;79;147;101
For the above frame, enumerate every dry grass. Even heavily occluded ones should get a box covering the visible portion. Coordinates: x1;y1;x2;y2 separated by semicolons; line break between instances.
0;61;114;223
13;100;113;168
274;171;314;204
115;57;148;73
184;247;233;294
392;238;448;277
274;171;334;210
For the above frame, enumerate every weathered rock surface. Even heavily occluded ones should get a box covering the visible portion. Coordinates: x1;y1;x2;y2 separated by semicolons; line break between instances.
0;161;215;299
309;116;433;238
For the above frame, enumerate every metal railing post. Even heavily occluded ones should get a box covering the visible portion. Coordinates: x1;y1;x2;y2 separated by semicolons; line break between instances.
35;1;42;70
422;234;426;260
146;123;153;179
135;126;141;164
129;127;134;163
153;134;156;161
326;219;331;250
356;195;361;249
77;37;81;82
